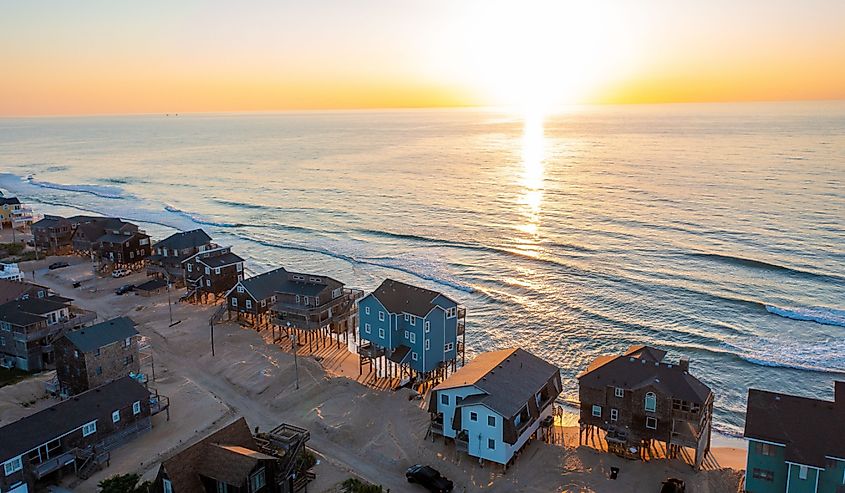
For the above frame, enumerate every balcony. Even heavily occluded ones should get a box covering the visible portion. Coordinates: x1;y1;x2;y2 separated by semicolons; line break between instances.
34;450;76;479
457;306;466;335
357;342;385;359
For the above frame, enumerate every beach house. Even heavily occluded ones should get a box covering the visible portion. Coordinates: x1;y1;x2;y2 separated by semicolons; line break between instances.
427;348;561;466
0;196;33;230
743;382;845;493
226;267;288;325
182;245;244;303
31;215;74;255
0;263;23;282
151;418;314;493
357;279;465;380
0;295;97;371
147;229;214;284
0;279;50;305
54;317;142;396
577;345;714;470
0;376;163;493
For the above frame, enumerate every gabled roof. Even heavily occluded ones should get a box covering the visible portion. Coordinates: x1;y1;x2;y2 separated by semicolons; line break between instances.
0;197;21;205
160;417;260;493
0;377;150;462
744;384;845;468
1;297;68;316
277;271;342;298
369;279;455;317
239;267;289;301
0;304;45;327
0;279;48;304
31;215;69;229
434;348;561;418
136;279;168;292
63;317;138;352
197;251;244;269
577;345;712;404
154;229;212;251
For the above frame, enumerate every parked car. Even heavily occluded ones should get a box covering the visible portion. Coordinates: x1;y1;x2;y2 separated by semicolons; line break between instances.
48;261;69;270
661;478;686;493
112;268;131;278
406;465;453;493
115;284;135;295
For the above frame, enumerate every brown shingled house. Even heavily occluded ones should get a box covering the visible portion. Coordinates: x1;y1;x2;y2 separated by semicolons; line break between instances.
577;345;714;470
152;418;314;493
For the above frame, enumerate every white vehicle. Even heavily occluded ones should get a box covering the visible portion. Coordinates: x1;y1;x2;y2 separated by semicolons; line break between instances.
112;268;131;278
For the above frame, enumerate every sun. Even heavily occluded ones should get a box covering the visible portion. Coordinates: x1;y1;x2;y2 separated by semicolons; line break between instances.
448;1;636;114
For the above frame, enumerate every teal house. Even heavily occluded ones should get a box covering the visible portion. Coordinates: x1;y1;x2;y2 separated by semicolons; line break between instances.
743;382;845;493
357;279;465;378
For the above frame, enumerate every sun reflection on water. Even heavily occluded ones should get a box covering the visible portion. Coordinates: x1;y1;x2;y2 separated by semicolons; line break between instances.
515;112;546;254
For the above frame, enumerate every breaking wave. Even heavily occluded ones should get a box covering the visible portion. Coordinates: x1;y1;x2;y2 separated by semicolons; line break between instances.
164;205;247;228
765;305;845;327
26;176;126;199
687;252;843;283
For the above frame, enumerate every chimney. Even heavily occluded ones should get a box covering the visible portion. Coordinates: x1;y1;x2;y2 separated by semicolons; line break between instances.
678;357;690;373
836;381;845;407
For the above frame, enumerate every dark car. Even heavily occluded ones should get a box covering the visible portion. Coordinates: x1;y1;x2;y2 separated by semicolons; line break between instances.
406;465;453;493
48;261;69;270
115;284;135;295
661;478;686;493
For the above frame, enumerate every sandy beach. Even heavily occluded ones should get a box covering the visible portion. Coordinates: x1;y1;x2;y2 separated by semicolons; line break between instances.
0;256;745;492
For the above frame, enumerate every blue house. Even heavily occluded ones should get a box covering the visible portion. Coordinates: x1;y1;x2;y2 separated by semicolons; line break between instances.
357;279;465;378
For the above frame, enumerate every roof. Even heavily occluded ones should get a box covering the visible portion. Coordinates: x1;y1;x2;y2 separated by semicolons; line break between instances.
31;215;69;229
577;345;713;404
63;317;138;352
136;278;168;291
0;279;48;304
0;297;68;316
744;385;845;468
239;267;289;301
160;417;261;493
434;348;561;418
97;233;132;244
198;444;267;485
0;197;20;205
197;251;244;268
0;304;45;327
388;345;411;364
370;279;454;317
155;229;212;251
0;377;150;462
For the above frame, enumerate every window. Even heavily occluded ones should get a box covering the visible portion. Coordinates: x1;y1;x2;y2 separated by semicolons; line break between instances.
112;410;120;423
592;405;602;417
378;311;385;321
425;339;430;350
404;314;409;322
260;299;266;307
133;401;141;415
799;465;808;480
296;295;301;304
610;408;618;422
163;479;173;493
412;352;418;361
206;279;211;287
249;468;266;492
231;298;238;307
74;350;79;358
237;285;244;293
304;297;310;306
236;263;243;272
404;330;409;340
441;394;449;405
378;328;385;339
82;420;97;437
444;343;454;351
95;366;103;375
245;299;252;309
315;296;320;305
365;306;370;315
125;337;131;347
409;332;416;344
753;442;778;457
752;468;775;482
644;392;657;412
187;263;193;273
487;438;495;450
215;267;220;274
410;316;417;326
217;481;228;493
615;387;624;398
470;412;478;421
487;415;495;427
646;417;657;430
447;307;456;318
205;266;210;275
3;456;22;475
238;274;243;281
364;323;371;334
425;321;430;333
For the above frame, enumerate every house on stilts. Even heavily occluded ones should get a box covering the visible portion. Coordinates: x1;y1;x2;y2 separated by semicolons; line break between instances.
146;229;214;286
182;246;245;304
577;345;714;470
356;279;465;383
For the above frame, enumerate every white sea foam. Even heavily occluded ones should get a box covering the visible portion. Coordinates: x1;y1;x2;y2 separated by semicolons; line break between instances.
765;304;845;327
27;176;126;199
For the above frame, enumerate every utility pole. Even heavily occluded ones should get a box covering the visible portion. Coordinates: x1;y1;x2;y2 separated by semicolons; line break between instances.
210;316;215;356
289;322;299;390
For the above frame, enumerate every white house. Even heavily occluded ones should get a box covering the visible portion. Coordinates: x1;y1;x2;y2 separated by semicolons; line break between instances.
428;347;562;465
0;264;23;282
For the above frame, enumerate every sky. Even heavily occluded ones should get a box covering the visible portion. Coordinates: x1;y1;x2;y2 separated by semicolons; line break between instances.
1;0;844;116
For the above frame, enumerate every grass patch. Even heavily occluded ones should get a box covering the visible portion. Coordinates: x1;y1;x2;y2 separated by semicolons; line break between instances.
0;367;31;388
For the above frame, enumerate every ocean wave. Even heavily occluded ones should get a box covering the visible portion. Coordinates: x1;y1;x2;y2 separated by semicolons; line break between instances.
229;232;474;293
687;251;843;283
765;304;845;327
26;176;126;199
164;205;247;228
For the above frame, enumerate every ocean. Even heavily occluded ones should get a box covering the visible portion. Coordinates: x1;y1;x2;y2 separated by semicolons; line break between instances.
1;101;843;439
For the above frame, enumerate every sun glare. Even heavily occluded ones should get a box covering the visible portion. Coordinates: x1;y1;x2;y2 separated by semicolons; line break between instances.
451;1;636;115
